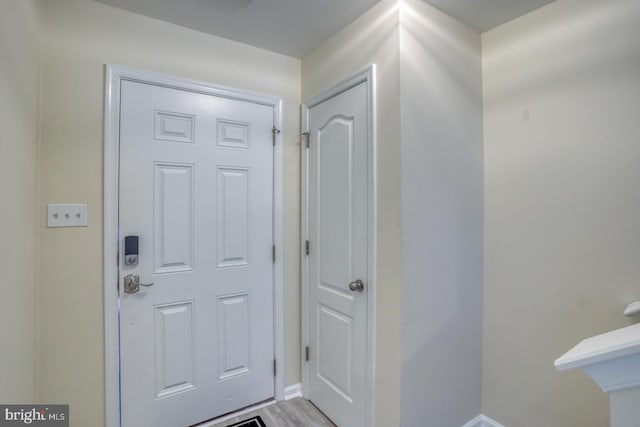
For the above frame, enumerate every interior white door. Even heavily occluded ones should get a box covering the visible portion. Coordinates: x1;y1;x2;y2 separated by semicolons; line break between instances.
306;80;370;427
119;80;275;427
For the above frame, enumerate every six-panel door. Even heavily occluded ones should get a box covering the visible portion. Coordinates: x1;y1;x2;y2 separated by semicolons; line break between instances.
119;81;275;427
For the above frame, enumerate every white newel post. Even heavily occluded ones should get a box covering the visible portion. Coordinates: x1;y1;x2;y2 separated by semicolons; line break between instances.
555;323;640;427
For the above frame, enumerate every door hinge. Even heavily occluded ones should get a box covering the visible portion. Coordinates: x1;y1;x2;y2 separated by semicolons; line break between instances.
272;244;276;264
274;359;277;376
305;346;310;362
302;131;310;148
305;240;310;256
272;127;281;146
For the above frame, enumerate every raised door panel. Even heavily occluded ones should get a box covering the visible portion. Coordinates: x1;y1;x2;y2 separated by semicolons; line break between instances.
216;167;250;268
217;294;252;381
154;163;194;274
154;301;196;398
317;117;354;297
155;111;195;144
217;119;251;149
317;304;353;402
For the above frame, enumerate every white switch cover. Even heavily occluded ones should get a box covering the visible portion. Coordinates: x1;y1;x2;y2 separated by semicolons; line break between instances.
47;204;88;227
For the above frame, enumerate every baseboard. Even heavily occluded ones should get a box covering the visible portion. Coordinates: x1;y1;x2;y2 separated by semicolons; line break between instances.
284;383;302;400
462;414;505;427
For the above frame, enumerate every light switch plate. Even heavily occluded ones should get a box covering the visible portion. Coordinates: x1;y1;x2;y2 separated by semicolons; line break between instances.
47;204;88;228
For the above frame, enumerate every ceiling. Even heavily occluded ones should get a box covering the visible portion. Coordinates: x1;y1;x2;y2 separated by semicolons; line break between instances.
425;0;556;33
94;0;556;58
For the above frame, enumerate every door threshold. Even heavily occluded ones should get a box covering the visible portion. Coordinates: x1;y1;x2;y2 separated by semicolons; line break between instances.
192;398;276;427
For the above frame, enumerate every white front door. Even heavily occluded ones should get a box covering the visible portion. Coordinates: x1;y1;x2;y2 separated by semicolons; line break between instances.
119;80;275;427
304;74;373;427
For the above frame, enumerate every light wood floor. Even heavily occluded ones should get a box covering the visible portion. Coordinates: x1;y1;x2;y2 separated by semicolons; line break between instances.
215;398;336;427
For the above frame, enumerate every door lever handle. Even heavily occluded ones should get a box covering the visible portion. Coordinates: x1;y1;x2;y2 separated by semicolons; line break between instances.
348;279;365;293
124;274;154;294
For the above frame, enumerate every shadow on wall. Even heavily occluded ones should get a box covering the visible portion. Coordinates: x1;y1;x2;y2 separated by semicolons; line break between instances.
303;1;399;96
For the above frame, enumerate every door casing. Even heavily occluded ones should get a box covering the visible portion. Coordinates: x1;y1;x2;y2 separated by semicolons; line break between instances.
103;65;285;427
301;65;377;427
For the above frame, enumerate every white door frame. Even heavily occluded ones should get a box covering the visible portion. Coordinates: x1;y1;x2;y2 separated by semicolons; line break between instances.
301;65;377;427
103;65;285;427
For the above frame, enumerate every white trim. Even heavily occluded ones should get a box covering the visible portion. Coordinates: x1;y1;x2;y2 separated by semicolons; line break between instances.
103;65;121;427
300;65;378;427
272;98;285;402
103;64;285;427
462;414;506;427
301;101;310;400
284;383;302;400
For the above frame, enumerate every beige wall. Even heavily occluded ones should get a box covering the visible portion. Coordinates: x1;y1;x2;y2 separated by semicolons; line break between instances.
37;1;300;425
10;0;639;425
399;0;484;425
302;0;403;425
0;0;41;403
483;0;640;425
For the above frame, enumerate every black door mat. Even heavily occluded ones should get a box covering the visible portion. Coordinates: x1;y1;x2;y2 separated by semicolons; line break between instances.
226;415;267;427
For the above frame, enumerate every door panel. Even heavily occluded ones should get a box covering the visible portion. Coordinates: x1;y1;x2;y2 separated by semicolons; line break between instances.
217;293;251;380
307;81;369;427
119;80;274;427
216;167;250;268
154;163;194;273
318;304;353;400
153;301;195;398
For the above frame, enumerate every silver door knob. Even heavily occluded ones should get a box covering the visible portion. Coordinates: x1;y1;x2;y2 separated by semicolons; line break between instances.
124;274;154;294
348;279;365;293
